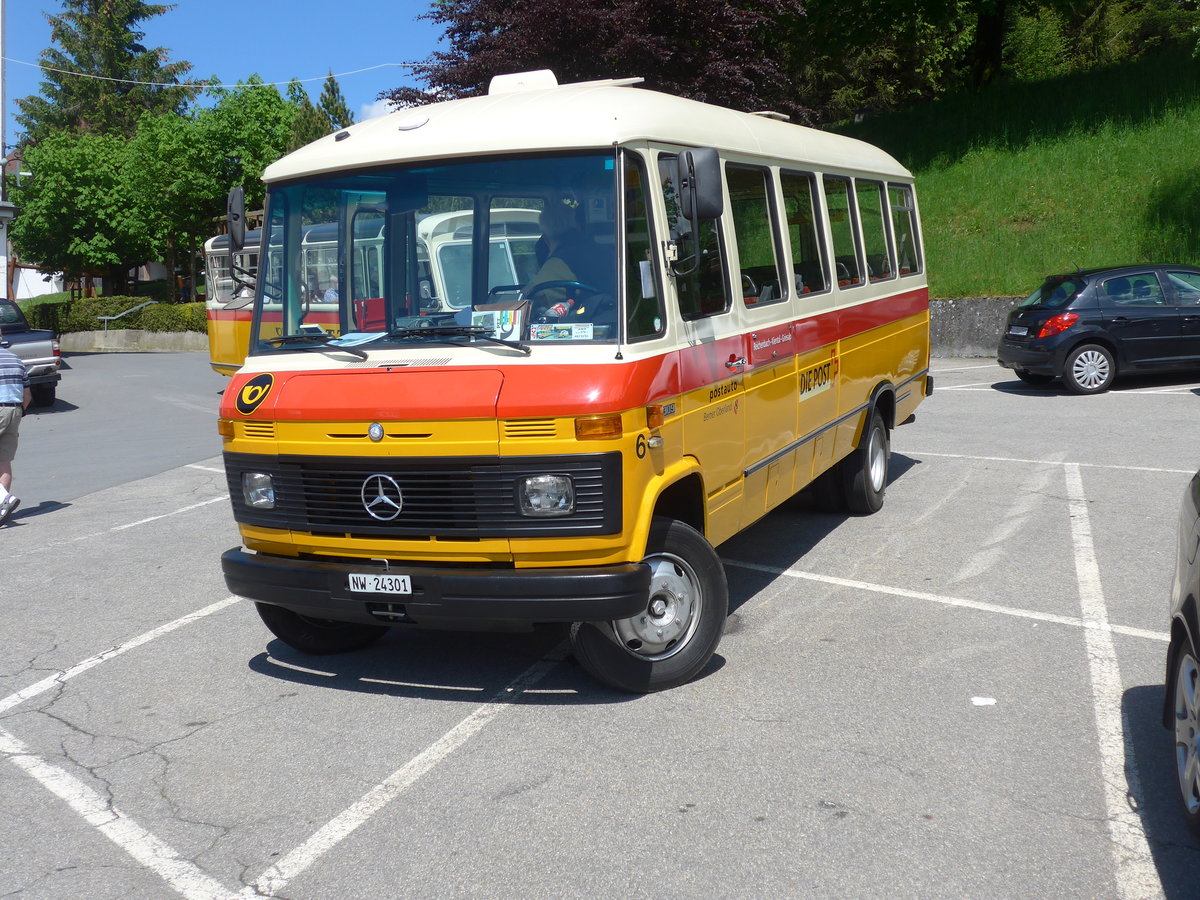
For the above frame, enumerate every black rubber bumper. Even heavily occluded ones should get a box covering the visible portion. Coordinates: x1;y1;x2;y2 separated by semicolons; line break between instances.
222;547;652;625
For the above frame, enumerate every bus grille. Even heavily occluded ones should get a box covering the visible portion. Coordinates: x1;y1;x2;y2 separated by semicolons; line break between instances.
224;451;621;538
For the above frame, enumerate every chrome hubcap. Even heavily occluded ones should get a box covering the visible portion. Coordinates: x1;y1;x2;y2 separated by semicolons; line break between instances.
1176;650;1200;815
867;425;887;492
1072;350;1110;390
612;552;702;660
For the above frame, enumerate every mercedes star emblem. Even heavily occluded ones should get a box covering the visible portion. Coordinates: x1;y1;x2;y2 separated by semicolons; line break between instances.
361;474;404;521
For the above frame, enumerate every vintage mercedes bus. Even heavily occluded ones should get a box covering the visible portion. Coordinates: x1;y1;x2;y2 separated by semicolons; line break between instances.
218;70;931;692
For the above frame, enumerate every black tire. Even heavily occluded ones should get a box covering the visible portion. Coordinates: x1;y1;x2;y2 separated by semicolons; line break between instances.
1015;370;1053;386
1171;635;1200;839
841;408;889;515
569;518;727;693
30;383;56;407
1063;343;1115;394
255;602;389;655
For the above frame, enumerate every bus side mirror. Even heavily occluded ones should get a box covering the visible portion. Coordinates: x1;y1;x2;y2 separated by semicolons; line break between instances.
227;187;246;253
677;148;723;222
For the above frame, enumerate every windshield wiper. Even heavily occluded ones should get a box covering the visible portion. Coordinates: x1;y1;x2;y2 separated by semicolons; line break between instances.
262;333;369;360
388;324;530;356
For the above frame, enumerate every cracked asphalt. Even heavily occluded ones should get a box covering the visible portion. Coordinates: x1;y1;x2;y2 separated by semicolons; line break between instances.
2;352;1200;899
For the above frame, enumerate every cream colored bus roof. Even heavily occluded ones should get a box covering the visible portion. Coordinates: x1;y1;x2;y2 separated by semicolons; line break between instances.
263;71;911;184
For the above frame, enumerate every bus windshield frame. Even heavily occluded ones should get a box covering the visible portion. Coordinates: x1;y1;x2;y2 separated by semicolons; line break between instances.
249;151;623;354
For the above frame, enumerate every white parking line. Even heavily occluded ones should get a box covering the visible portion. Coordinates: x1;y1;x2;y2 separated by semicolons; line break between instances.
931;364;999;373
0;596;242;716
1;593;566;900
721;560;1168;643
1064;463;1160;899
910;450;1192;476
243;647;567;898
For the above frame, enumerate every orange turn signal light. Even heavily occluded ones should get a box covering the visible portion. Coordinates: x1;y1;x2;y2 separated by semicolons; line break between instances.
575;414;623;441
217;417;235;439
646;405;664;429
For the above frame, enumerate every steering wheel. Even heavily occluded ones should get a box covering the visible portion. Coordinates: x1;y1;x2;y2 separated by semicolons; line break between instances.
524;280;604;322
741;273;758;298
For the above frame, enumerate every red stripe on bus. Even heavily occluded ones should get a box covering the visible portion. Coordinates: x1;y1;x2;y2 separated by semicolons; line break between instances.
221;287;927;419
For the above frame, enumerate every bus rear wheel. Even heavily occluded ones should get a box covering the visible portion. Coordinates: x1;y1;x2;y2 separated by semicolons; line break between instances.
570;518;727;693
255;602;389;655
841;408;889;515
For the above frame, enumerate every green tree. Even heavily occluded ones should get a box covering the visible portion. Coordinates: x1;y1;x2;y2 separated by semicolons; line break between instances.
9;131;151;292
287;79;330;151
14;0;198;144
318;72;355;130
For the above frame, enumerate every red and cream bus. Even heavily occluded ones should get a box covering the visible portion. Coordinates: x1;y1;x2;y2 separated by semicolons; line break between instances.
218;70;930;692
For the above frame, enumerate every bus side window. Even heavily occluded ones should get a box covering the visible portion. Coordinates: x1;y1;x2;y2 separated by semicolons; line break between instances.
856;180;894;283
822;175;863;288
888;183;922;276
658;154;730;321
624;154;665;341
780;170;828;296
725;164;786;308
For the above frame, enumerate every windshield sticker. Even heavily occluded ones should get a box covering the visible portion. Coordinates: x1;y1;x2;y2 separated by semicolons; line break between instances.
530;323;594;341
236;373;274;415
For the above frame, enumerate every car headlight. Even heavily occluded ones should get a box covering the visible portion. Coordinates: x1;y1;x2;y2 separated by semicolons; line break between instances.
517;474;574;517
242;472;276;509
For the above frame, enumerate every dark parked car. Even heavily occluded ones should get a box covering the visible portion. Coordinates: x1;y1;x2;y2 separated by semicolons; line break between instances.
1165;469;1200;839
997;265;1200;394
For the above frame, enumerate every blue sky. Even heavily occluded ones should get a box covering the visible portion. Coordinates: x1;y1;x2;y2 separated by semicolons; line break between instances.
4;1;446;150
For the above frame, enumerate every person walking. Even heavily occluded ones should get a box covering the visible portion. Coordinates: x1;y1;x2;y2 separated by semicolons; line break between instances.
0;341;30;527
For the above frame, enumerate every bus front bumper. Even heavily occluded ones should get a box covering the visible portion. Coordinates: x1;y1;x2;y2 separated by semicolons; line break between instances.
222;547;652;625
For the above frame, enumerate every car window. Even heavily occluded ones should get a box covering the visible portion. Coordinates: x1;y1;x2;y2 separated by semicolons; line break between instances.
1018;276;1084;310
0;301;23;327
1100;272;1165;307
1168;271;1200;307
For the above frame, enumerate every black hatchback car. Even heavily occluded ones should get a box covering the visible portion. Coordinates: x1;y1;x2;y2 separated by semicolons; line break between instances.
997;265;1200;394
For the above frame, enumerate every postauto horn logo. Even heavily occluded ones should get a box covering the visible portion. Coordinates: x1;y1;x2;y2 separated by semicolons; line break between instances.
236;373;274;415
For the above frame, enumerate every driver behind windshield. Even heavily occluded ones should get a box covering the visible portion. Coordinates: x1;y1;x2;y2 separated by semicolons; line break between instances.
525;200;608;314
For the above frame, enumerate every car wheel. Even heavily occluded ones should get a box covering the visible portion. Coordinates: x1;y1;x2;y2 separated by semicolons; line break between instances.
1173;637;1200;839
30;383;56;407
1015;370;1053;386
569;518;727;693
841;408;889;515
1063;344;1115;394
255;602;389;655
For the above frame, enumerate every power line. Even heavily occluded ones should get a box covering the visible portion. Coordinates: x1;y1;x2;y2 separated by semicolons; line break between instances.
1;56;417;89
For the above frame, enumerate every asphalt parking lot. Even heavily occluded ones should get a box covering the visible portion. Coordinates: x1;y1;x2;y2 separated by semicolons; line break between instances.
3;352;1200;899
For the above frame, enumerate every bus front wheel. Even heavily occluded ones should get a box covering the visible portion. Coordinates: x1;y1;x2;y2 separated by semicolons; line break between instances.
570;518;727;693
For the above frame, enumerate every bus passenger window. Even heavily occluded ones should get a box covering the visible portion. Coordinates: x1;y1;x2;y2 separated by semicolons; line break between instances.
822;176;863;288
888;184;922;276
856;181;894;283
725;164;786;307
658;155;730;321
780;171;828;296
624;155;664;341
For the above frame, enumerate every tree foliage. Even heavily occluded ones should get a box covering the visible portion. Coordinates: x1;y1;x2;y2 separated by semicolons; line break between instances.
382;0;810;121
14;0;198;145
319;72;355;130
382;0;1200;125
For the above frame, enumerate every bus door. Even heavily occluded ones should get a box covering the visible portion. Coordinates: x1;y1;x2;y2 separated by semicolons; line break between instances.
658;152;743;540
724;163;799;517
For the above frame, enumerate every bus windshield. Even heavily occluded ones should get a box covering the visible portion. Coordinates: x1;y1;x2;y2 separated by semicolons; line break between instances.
250;152;621;352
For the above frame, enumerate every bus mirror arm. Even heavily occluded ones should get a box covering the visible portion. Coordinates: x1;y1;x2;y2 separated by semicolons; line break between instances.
665;239;700;278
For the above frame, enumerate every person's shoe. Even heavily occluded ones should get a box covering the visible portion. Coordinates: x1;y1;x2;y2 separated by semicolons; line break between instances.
0;495;19;527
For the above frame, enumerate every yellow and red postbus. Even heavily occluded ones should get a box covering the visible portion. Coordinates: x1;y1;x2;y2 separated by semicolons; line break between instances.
217;70;930;692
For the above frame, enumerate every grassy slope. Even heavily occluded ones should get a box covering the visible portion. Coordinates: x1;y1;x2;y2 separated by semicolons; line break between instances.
838;47;1200;298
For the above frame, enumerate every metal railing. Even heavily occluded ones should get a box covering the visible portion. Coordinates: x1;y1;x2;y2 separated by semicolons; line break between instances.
98;300;158;332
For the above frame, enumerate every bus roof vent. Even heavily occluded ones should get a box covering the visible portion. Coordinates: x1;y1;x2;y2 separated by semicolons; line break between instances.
488;70;559;95
750;110;790;121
